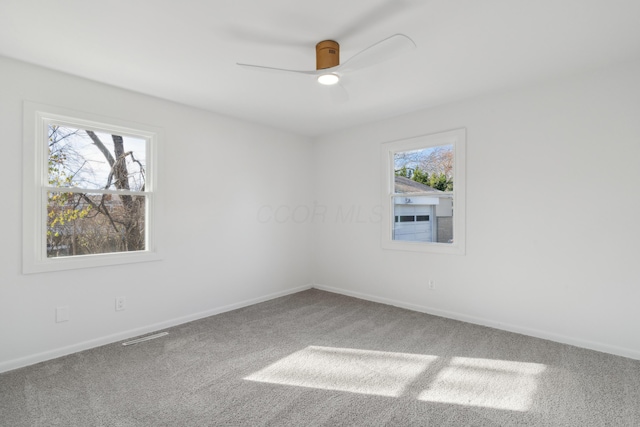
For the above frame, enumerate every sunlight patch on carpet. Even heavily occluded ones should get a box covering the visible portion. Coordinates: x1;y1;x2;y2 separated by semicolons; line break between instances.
418;357;546;411
244;345;437;397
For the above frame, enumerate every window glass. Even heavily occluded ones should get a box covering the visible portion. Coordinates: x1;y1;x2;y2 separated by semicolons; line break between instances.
47;125;147;257
393;144;454;244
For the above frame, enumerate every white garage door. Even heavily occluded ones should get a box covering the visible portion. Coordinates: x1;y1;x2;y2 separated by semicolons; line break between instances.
393;204;433;242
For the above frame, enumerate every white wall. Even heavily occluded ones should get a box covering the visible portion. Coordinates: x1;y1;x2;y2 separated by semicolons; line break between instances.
312;59;640;359
0;56;313;372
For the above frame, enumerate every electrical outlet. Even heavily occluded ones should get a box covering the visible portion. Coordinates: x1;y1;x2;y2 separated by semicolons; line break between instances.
56;306;70;323
428;280;436;291
115;297;126;311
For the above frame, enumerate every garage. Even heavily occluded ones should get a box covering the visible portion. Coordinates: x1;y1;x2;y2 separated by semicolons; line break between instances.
393;197;438;242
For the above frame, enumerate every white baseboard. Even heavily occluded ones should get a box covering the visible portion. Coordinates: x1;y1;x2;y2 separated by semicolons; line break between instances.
0;284;312;374
312;284;640;361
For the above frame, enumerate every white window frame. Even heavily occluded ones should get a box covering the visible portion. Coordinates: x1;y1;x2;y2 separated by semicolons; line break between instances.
380;128;466;255
23;101;162;273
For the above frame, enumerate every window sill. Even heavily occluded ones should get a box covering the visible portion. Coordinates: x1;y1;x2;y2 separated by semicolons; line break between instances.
381;239;465;255
23;250;162;274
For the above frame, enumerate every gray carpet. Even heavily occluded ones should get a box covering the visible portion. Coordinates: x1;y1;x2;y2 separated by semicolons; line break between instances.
1;289;639;426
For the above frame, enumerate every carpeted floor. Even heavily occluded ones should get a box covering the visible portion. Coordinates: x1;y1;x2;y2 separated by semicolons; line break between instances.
1;289;639;426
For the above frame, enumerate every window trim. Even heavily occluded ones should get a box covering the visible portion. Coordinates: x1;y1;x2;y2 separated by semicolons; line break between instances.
380;128;466;255
23;101;162;274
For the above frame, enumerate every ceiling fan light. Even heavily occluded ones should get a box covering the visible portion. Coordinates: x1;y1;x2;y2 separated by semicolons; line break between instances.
317;73;340;85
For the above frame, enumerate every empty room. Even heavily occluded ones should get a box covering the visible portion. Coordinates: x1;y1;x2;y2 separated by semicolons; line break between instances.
1;1;640;425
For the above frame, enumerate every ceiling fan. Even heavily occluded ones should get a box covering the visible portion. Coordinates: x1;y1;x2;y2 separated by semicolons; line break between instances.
237;33;416;100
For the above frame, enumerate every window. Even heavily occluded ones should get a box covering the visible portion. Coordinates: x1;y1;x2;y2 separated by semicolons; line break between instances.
23;102;161;273
380;129;466;254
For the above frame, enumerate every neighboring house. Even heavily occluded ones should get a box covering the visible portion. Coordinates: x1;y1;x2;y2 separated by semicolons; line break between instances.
393;175;453;243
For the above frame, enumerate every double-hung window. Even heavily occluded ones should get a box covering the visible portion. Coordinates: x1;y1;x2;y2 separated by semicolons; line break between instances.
381;128;466;254
23;102;160;273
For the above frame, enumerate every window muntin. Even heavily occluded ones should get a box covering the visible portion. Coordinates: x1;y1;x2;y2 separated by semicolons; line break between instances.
23;102;161;273
381;129;465;255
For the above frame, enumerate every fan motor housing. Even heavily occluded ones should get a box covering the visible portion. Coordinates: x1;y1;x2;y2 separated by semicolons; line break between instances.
316;40;339;70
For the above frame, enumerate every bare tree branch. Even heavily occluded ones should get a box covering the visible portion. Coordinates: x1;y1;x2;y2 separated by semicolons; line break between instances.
79;193;121;234
86;130;116;167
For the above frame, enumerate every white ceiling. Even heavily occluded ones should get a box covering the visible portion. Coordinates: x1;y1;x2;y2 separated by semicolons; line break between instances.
2;0;640;137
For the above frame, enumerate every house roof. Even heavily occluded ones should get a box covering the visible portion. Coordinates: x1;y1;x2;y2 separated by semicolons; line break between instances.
394;176;439;194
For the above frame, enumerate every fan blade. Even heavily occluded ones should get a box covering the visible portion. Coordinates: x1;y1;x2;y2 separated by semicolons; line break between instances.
339;34;416;73
236;62;322;76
